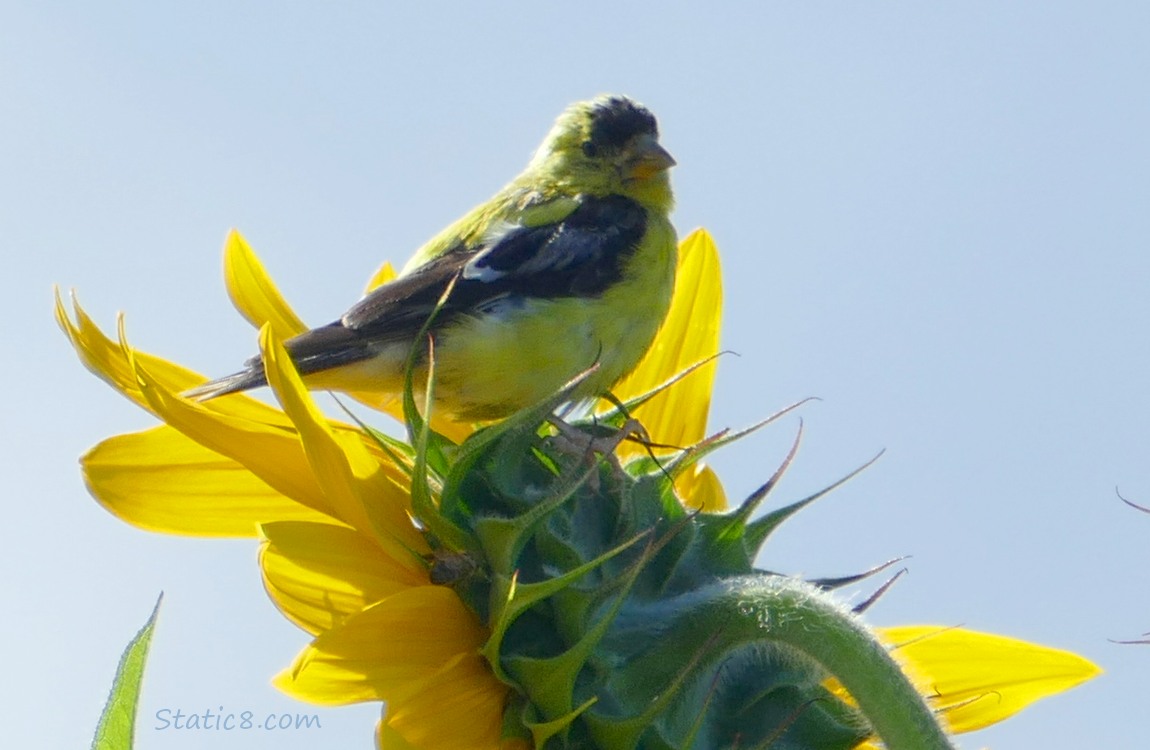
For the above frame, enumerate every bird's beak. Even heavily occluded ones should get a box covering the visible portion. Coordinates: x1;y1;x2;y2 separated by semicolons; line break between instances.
623;135;676;181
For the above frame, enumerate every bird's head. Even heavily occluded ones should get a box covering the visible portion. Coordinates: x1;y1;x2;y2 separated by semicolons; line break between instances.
526;95;676;211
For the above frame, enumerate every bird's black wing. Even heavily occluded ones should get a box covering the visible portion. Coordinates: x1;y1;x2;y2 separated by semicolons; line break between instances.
341;194;648;338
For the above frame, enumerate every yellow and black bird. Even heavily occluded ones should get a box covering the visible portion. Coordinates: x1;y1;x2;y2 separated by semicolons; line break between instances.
186;95;678;420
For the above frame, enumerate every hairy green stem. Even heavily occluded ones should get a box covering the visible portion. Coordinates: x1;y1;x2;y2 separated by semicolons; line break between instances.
721;576;954;750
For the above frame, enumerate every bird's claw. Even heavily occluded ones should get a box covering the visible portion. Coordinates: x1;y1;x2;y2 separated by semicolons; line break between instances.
544;416;649;489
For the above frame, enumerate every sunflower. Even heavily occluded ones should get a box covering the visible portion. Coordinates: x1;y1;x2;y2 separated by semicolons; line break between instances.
60;229;1098;748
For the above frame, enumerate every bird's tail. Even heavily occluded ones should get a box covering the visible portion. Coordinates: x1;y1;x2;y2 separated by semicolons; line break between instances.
182;322;374;402
182;367;268;401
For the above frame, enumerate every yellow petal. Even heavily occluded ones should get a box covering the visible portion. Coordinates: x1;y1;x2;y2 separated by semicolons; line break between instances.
377;721;420;750
224;229;308;338
879;625;1102;733
363;261;398;294
260;325;429;559
83;426;331;536
260;521;428;635
610;229;725;508
61;293;428;543
274;586;488;705
127;353;341;521
55;289;296;427
383;650;509;750
56;289;200;411
614;228;722;452
678;463;728;512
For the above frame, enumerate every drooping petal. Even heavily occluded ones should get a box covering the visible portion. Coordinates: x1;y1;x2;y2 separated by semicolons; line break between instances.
260;521;428;635
60;286;438;451
83;426;331;536
55;289;294;427
260;325;429;559
880;625;1102;733
274;586;490;706
127;353;341;521
223;229;308;338
59;287;434;543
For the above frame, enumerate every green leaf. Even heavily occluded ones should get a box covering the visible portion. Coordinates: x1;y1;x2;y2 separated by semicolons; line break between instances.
91;594;162;750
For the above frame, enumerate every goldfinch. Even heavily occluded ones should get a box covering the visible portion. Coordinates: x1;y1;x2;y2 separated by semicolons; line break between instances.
186;95;678;420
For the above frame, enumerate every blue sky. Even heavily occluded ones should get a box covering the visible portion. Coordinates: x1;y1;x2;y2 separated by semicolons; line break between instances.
5;3;1148;748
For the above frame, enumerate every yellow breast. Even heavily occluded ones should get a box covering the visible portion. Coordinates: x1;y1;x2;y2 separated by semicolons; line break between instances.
431;216;678;420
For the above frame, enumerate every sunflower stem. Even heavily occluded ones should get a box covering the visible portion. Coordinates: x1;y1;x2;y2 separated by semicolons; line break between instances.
723;576;954;750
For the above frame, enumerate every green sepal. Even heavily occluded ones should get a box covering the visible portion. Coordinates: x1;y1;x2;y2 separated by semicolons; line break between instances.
743;452;883;558
502;533;652;730
482;530;649;681
522;696;598;748
587;354;725;429
406;356;474;554
438;366;598;525
330;395;419;481
472;463;598;578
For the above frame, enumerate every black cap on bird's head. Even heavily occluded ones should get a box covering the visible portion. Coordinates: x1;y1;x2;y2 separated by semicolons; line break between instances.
529;96;676;197
583;96;659;157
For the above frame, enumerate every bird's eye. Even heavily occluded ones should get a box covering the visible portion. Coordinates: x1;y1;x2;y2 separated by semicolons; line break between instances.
581;141;597;158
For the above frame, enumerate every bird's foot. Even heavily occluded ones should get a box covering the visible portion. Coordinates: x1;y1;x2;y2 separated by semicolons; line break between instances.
544;416;648;488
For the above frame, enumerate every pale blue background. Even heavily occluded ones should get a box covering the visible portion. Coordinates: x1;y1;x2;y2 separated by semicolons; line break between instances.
5;3;1148;748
